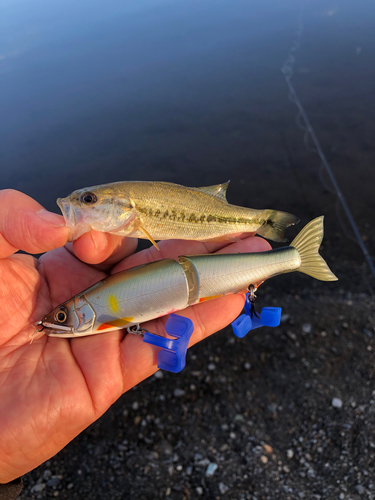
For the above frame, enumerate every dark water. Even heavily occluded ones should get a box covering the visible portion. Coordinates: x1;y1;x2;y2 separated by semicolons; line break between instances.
1;0;374;285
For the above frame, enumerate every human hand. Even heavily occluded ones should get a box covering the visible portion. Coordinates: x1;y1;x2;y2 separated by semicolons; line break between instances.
0;189;270;482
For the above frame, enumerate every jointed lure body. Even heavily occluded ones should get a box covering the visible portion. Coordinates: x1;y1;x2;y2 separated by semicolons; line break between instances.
36;217;337;338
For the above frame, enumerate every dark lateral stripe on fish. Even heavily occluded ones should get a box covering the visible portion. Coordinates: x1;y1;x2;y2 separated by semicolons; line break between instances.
137;206;260;225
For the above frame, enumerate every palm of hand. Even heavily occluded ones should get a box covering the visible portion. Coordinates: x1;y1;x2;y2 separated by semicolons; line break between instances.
0;248;115;481
0;192;270;482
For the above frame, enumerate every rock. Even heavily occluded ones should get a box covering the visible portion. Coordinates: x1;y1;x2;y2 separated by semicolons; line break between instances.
263;444;273;454
260;455;268;464
205;462;218;476
219;482;229;494
47;476;61;488
31;483;46;493
287;449;294;459
244;362;251;370
207;363;216;371
173;388;185;397
302;323;312;334
132;401;139;410
196;486;203;495
281;313;290;323
356;485;365;494
332;397;343;409
234;414;245;422
42;470;52;479
153;370;164;379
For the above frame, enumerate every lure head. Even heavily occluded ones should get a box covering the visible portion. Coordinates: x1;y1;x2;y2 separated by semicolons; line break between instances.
57;183;136;240
37;295;96;338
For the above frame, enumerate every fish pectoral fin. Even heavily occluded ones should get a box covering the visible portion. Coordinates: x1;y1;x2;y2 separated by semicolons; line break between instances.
194;181;230;201
136;222;160;251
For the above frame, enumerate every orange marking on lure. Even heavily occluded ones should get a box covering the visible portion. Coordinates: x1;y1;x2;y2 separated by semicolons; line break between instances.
97;317;134;331
198;295;222;303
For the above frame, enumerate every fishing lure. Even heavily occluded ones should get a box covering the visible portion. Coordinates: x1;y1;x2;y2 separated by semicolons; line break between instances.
35;217;336;338
57;180;299;248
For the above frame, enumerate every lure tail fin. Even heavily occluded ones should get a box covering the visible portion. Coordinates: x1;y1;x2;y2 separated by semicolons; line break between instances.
290;216;338;281
257;210;300;242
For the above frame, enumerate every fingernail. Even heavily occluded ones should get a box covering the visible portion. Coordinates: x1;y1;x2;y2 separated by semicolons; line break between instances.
36;210;66;227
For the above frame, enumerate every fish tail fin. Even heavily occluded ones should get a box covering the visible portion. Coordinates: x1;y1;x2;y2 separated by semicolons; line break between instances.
257;210;300;242
290;216;338;281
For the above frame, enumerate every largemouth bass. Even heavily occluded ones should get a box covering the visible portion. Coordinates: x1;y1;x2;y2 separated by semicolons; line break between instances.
36;217;337;338
57;180;299;248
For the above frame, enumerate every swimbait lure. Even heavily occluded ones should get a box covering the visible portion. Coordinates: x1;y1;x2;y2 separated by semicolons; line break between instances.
35;217;337;338
57;180;299;248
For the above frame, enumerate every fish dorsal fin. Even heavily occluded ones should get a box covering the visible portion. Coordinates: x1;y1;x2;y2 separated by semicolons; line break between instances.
195;181;230;201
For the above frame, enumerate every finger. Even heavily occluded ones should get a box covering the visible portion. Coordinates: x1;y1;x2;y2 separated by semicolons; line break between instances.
0;190;70;258
111;233;270;274
66;231;138;271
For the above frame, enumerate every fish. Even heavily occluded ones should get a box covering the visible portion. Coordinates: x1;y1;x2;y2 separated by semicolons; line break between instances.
35;217;337;338
57;180;299;249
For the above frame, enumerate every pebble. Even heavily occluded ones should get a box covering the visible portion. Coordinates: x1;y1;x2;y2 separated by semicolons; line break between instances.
287;449;294;459
173;388;185;397
31;483;46;493
332;397;343;409
207;363;216;371
244;362;251;370
42;470;52;479
281;313;290;323
206;462;218;476
260;455;268;464
132;401;139;410
67;483;74;490
196;486;203;495
219;482;229;494
153;370;164;379
47;475;61;488
302;323;312;334
263;444;273;454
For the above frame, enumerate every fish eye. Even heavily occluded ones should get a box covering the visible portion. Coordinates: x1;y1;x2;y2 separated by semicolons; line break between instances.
55;308;68;323
80;192;97;205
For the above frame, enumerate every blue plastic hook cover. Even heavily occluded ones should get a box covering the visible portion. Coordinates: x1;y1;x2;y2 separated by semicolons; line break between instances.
231;293;282;338
142;314;194;373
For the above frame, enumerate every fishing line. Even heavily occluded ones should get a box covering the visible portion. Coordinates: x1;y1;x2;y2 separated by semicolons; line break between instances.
281;1;375;286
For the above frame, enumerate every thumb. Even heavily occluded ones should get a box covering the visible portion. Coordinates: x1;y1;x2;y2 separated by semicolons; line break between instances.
0;189;70;258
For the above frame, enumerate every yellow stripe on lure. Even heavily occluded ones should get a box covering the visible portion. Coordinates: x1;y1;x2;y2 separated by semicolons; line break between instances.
35;217;337;338
57;180;299;249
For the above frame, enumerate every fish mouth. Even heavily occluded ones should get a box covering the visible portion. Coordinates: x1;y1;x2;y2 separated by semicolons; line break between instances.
56;197;91;241
57;197;76;226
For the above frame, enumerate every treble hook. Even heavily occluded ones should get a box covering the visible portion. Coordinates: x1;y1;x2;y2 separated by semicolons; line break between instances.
247;284;260;320
30;321;46;343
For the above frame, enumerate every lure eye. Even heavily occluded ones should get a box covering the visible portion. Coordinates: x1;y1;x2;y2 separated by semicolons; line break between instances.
55;308;68;323
80;192;97;205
